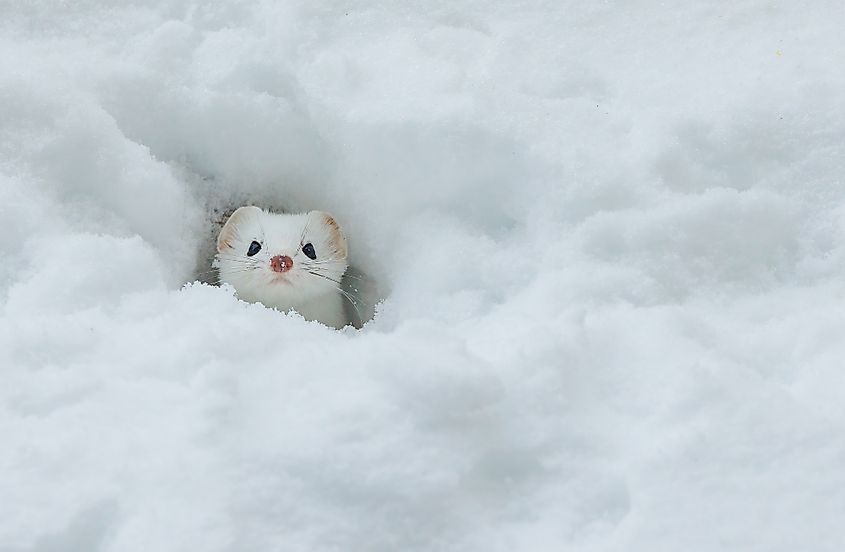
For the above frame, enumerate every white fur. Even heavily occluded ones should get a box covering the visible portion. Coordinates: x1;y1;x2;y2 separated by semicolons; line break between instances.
215;207;349;328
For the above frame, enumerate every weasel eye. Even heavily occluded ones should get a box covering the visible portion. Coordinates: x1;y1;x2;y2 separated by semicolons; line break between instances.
247;241;262;257
302;243;316;259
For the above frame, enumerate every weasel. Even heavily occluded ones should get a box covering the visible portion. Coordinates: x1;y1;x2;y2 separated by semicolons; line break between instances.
214;206;349;328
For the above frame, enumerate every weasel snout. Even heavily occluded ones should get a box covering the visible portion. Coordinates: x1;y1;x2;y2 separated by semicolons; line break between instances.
270;255;294;273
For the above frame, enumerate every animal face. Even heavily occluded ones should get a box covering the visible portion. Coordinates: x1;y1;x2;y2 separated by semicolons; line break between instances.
215;206;349;308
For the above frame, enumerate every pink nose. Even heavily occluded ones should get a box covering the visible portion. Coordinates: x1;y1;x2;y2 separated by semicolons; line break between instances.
270;255;294;273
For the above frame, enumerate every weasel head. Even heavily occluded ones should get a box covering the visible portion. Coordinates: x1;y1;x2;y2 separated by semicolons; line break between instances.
215;206;349;308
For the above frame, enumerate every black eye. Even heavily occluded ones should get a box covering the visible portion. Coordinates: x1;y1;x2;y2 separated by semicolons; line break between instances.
302;243;316;259
247;241;262;257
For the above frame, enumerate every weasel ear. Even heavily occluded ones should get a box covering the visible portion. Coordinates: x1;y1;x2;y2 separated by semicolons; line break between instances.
217;206;263;253
310;210;348;260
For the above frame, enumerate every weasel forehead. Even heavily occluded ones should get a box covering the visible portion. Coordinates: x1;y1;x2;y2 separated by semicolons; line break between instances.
220;208;346;258
264;213;308;233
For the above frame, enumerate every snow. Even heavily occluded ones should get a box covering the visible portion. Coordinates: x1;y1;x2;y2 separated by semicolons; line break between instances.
2;1;845;550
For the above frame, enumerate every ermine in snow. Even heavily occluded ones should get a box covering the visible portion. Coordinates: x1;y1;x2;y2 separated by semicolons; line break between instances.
214;206;350;328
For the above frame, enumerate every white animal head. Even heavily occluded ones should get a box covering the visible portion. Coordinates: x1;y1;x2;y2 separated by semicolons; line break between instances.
215;206;349;309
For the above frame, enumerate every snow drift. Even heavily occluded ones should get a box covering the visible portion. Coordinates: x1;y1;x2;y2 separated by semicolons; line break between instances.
2;1;845;550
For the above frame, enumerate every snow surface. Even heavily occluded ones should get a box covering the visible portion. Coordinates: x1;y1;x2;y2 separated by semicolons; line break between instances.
2;1;845;550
